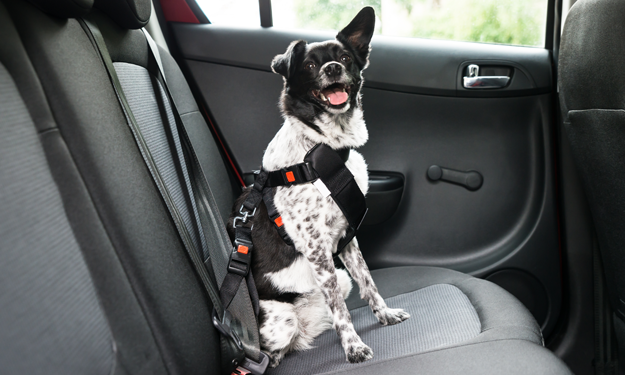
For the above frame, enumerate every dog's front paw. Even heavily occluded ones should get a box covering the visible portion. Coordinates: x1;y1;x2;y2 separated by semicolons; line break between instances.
375;307;410;326
266;350;284;368
346;342;374;363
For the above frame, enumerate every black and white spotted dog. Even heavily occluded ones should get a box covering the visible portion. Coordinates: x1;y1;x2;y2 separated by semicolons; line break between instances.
228;7;409;367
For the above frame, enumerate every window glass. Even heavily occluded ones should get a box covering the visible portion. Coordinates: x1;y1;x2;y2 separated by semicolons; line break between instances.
195;0;260;27
271;0;548;47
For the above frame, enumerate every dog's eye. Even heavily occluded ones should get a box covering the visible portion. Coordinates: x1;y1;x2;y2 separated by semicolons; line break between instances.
340;55;351;63
305;62;316;70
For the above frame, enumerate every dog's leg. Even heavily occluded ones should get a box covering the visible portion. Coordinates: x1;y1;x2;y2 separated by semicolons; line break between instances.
259;300;299;367
292;289;333;350
335;268;353;299
303;247;374;363
339;238;410;325
274;185;372;362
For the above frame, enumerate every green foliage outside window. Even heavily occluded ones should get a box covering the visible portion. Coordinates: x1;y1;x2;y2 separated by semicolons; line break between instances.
293;0;383;34
290;0;547;47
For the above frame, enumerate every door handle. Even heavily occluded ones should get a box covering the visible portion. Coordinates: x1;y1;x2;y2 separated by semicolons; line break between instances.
463;64;510;89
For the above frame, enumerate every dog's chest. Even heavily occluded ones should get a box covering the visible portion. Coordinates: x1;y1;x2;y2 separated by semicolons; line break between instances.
265;153;367;294
270;150;368;250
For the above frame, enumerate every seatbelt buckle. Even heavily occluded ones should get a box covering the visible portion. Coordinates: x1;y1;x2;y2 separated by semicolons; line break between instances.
227;238;253;277
232;367;251;375
242;351;270;375
212;309;243;351
215;308;270;375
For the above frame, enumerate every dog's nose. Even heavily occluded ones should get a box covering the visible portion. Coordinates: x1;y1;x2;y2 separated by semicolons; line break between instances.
324;64;342;77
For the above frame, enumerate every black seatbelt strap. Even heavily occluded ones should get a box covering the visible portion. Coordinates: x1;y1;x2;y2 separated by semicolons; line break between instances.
593;237;619;375
220;171;268;311
79;19;266;374
78;18;222;315
140;28;267;374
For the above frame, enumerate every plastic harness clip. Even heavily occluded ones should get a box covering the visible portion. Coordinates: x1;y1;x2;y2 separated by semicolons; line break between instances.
228;238;252;277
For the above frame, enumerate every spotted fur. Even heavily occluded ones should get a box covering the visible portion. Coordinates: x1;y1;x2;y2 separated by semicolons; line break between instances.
227;7;409;367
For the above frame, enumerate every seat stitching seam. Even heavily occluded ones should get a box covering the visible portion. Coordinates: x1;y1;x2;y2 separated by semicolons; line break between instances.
179;109;200;117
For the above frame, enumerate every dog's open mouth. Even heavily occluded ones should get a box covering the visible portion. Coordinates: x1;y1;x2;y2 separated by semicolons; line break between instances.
312;83;351;107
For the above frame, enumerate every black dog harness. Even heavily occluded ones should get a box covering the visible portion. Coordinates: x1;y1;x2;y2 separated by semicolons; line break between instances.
220;144;368;311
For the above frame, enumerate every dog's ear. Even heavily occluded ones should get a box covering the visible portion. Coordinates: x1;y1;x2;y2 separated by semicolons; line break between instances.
271;40;307;79
336;7;375;68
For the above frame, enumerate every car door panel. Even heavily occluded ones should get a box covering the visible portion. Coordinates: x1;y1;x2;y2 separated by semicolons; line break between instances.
172;24;560;336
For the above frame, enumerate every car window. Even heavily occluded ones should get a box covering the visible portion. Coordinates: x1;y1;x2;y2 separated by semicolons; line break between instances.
197;0;548;47
195;0;260;27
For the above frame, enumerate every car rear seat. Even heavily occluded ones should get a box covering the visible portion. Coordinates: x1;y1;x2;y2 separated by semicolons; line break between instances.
0;0;573;374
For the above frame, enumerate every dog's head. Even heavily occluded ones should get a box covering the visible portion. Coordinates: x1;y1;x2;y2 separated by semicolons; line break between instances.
271;7;375;123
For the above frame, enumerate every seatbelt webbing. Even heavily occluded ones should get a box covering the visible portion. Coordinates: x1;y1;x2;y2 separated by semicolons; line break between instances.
77;19;263;370
220;172;268;313
79;19;268;374
79;18;261;372
140;29;267;373
78;18;223;314
593;238;619;375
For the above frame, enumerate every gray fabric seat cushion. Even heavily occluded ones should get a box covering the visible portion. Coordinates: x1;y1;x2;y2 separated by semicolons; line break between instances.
271;266;545;374
323;340;571;375
272;284;480;374
348;266;544;344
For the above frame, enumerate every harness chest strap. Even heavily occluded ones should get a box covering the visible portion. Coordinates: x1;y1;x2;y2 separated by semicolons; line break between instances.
262;144;367;251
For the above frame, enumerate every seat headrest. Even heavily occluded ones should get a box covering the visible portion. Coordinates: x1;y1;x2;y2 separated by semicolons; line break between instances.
94;0;151;29
27;0;94;18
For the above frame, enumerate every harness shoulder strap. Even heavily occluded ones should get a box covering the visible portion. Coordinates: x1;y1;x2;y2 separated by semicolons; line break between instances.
305;144;368;234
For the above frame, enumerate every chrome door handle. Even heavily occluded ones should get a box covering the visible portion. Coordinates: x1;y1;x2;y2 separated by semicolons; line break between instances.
463;64;510;89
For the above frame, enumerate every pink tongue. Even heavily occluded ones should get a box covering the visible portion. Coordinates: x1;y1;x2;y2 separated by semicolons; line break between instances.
327;90;348;105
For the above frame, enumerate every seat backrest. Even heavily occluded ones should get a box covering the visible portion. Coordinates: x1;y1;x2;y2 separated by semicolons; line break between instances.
1;0;245;372
0;3;120;373
559;0;625;359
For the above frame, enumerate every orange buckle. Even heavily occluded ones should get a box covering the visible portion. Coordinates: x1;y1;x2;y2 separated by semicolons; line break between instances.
237;245;249;254
232;367;251;375
274;216;284;227
285;171;295;182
